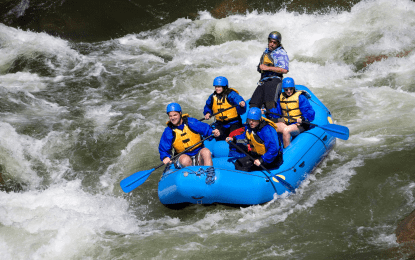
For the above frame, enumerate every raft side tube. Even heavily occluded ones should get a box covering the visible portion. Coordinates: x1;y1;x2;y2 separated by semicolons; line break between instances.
159;166;276;205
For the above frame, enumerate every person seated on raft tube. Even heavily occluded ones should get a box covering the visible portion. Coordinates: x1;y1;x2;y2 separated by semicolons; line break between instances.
159;103;220;168
268;77;315;148
203;76;246;140
226;107;283;172
249;31;289;114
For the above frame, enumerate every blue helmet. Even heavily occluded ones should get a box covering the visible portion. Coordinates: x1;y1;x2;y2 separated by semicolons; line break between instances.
268;31;282;43
166;103;182;114
213;76;228;87
282;77;295;89
247;107;262;120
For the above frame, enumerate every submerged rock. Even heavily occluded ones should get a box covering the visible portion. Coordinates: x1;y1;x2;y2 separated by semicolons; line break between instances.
211;0;248;19
363;50;412;68
397;209;415;244
382;210;415;259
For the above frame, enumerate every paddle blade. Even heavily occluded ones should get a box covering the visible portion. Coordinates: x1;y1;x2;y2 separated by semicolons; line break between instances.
120;168;155;193
320;124;350;140
272;174;296;194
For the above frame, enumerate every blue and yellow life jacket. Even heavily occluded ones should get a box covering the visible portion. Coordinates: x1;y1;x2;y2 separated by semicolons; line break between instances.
167;114;202;153
245;118;279;155
211;88;240;123
280;91;303;124
259;49;284;79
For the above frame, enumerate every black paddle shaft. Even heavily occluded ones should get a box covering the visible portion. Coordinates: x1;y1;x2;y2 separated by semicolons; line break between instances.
265;111;314;126
265;111;350;140
164;134;214;165
120;134;214;193
227;140;296;193
198;106;236;121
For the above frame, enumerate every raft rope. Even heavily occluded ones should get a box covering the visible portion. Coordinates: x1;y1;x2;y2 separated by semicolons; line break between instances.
179;166;216;185
205;167;216;185
195;167;216;185
302;131;329;151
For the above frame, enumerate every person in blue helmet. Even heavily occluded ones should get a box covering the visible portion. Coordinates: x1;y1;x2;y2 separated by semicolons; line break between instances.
271;77;315;148
226;107;283;172
203;76;246;140
249;31;289;115
159;103;220;168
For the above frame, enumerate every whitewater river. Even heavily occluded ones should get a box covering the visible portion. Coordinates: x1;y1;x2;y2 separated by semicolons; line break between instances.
1;0;415;259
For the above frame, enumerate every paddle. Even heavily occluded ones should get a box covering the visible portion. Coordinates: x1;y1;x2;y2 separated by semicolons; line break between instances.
227;140;296;194
120;134;214;193
266;111;349;140
199;106;236;121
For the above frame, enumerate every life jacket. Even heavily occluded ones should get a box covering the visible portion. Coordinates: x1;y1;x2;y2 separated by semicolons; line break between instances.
211;88;240;123
245;118;279;155
167;114;202;153
280;91;304;124
259;47;285;79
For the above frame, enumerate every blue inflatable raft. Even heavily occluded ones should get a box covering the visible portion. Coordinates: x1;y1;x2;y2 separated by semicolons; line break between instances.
158;85;337;206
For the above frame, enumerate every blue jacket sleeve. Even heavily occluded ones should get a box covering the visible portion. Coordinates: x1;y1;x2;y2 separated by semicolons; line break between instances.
268;105;282;119
227;91;247;115
258;125;280;164
158;127;174;161
299;95;315;122
187;117;213;137
203;94;214;116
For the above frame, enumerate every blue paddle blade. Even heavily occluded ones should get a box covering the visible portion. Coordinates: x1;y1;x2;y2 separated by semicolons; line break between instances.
120;168;155;193
272;174;296;193
320;124;350;140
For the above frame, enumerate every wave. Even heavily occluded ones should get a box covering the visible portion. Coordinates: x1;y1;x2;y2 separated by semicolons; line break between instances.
1;0;361;42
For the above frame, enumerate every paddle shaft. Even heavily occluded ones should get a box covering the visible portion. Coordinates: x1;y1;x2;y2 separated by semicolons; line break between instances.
165;134;214;164
227;140;296;193
150;134;214;173
120;134;214;192
266;111;349;140
199;106;236;121
266;111;313;126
